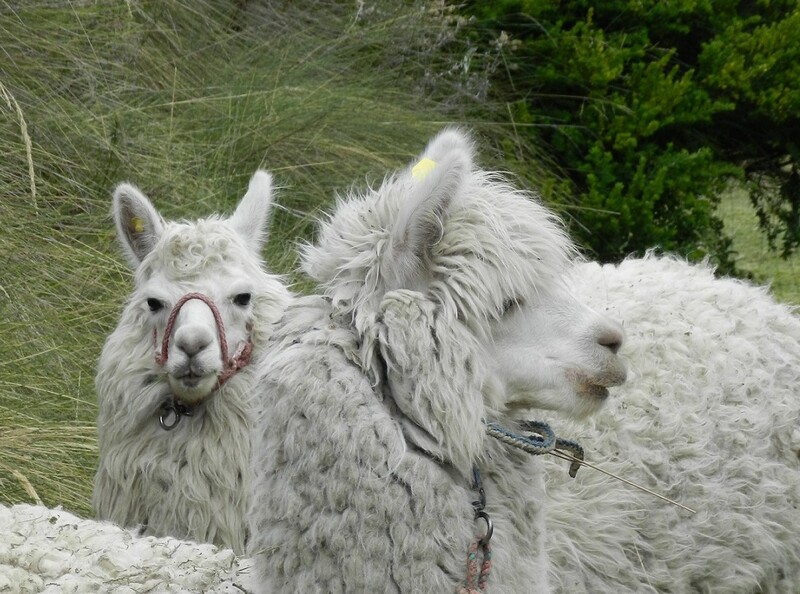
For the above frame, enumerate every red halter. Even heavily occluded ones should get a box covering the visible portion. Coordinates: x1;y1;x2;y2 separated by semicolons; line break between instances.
153;292;254;391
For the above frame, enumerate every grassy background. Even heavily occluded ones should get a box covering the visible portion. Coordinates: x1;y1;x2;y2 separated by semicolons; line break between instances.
0;0;549;516
717;187;800;303
0;1;796;519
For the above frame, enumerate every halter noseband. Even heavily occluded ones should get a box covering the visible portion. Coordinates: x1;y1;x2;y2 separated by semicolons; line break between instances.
153;292;253;425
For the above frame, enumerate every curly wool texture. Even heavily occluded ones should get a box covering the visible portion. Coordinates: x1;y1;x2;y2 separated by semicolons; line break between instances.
249;296;550;593
302;141;576;344
249;130;577;592
94;182;290;555
544;254;800;593
0;504;253;593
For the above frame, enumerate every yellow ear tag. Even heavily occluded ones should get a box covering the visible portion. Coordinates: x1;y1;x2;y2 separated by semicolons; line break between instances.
412;157;437;180
131;217;145;233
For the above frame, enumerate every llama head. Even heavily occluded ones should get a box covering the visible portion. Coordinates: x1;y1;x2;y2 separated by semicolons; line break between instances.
110;171;290;405
304;129;627;443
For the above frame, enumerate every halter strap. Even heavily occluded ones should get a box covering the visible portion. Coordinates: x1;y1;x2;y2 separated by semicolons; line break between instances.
153;292;254;392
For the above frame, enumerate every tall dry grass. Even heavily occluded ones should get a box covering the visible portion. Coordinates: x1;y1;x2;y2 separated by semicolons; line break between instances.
0;0;546;515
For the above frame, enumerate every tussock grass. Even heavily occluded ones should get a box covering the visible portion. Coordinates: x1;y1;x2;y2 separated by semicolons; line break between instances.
0;419;97;509
0;0;536;516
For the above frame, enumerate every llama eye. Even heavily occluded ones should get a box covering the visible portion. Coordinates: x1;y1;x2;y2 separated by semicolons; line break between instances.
502;297;524;315
146;298;165;313
233;293;252;307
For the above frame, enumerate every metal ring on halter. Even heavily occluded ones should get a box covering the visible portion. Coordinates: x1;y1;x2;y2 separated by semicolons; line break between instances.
159;403;181;431
158;400;194;431
475;510;493;547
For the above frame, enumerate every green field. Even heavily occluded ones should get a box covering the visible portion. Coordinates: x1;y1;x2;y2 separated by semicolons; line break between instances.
1;1;797;519
718;188;800;304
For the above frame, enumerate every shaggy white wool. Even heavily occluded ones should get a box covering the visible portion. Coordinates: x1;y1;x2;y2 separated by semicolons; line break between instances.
93;172;291;555
544;254;800;593
0;504;253;593
249;296;550;593
302;133;577;344
248;129;626;592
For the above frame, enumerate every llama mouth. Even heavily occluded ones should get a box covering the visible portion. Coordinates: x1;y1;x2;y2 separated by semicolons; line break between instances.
572;363;627;401
173;371;211;389
167;371;218;404
570;369;616;401
179;374;202;388
580;383;610;400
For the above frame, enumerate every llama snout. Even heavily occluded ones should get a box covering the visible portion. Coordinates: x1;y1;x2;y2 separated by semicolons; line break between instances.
173;323;215;359
166;321;223;401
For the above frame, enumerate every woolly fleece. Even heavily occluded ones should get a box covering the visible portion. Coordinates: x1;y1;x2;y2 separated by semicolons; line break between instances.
0;504;253;593
544;254;800;593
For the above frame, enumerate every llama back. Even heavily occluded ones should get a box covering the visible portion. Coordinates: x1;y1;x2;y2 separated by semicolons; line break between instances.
544;254;800;593
0;503;253;593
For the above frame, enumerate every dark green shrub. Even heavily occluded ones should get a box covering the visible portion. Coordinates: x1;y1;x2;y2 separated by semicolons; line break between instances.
464;1;800;269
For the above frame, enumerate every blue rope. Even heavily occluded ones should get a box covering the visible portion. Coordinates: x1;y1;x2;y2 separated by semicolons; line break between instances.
483;419;584;478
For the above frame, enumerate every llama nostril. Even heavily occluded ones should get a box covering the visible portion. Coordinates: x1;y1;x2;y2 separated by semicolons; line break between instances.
596;326;624;355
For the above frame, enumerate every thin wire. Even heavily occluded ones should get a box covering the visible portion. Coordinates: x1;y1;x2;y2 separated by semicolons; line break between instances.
549;448;697;515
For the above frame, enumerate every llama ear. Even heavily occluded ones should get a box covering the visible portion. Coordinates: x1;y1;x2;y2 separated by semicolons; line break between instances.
385;130;474;290
229;169;274;253
418;128;475;167
112;183;165;268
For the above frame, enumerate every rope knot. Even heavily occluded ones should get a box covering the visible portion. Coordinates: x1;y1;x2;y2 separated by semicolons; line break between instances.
457;422;581;593
459;466;493;593
216;338;254;386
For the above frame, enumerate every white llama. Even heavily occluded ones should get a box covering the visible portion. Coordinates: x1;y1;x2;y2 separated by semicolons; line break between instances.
93;171;291;555
247;129;627;592
543;254;800;593
0;503;254;593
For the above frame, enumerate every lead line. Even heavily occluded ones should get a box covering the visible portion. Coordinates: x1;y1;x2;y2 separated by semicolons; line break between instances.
549;449;697;515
